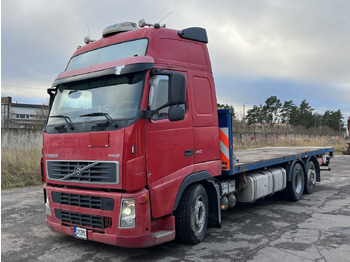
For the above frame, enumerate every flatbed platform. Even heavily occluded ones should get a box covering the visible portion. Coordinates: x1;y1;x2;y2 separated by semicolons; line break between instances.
233;147;333;174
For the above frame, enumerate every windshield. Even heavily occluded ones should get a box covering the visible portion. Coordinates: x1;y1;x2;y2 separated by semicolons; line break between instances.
47;73;144;129
66;38;148;71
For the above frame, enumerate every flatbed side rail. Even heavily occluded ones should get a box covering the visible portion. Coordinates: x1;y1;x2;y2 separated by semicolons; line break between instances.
233;146;333;175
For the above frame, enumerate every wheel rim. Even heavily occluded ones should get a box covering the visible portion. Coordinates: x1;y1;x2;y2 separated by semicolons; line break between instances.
307;163;316;186
194;196;206;232
295;171;303;194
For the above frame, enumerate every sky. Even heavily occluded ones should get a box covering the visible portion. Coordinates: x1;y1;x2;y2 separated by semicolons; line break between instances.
1;0;350;121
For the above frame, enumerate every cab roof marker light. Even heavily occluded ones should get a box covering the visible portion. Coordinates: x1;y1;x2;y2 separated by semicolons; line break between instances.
138;18;166;29
84;36;96;44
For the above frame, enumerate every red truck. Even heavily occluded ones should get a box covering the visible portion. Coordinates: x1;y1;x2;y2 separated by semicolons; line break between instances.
42;20;333;248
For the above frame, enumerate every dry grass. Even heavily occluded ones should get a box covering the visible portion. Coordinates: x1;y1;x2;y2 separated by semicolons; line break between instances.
234;137;345;154
1;136;345;189
1;148;43;189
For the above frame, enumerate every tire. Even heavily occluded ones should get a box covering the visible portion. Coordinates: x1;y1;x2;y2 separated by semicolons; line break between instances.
286;162;305;202
304;160;317;194
175;184;209;244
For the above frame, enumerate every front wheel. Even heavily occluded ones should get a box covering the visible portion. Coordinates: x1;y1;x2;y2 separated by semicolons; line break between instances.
285;162;305;202
175;184;209;244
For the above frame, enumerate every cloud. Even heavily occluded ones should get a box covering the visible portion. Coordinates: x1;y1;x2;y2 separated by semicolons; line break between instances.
202;1;350;86
2;0;350;119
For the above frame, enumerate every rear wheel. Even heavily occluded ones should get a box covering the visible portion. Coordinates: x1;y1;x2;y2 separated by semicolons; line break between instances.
286;162;305;201
175;184;209;244
304;160;317;194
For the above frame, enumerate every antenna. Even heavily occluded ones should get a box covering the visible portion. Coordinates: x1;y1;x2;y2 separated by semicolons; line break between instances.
86;23;91;37
139;12;173;29
158;11;173;24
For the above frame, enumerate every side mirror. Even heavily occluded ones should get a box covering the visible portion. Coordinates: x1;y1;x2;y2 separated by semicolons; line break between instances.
150;69;186;107
147;70;186;121
169;106;185;121
169;72;186;106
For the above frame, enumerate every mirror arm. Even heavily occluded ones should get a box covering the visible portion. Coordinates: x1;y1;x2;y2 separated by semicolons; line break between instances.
150;68;164;76
47;88;57;113
140;109;159;119
47;88;56;97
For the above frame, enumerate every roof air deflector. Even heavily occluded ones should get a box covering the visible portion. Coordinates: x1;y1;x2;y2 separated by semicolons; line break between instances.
178;27;208;43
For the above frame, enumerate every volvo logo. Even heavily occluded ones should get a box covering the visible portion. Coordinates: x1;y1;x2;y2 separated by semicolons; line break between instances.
74;167;82;176
60;162;99;180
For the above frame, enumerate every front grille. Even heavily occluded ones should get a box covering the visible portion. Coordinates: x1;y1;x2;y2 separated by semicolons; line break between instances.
55;209;105;229
46;161;119;184
52;192;114;211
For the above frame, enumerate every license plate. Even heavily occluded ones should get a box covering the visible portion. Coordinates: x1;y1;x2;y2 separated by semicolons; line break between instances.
74;227;87;240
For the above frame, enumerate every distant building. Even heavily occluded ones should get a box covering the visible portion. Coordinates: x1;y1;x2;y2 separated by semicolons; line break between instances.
1;96;49;129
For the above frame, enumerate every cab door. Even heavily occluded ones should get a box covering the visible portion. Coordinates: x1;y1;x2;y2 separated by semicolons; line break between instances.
144;71;194;218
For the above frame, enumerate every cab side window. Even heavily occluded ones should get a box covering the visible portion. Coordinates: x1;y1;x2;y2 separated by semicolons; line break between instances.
148;75;170;120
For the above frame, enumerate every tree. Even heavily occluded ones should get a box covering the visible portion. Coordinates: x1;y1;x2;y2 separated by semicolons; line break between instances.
242;96;344;133
246;105;264;125
264;96;282;124
289;105;300;126
246;96;282;125
294;100;314;128
313;112;322;129
322;110;344;132
280;100;296;124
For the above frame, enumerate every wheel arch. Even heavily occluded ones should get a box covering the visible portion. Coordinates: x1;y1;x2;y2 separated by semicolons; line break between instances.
173;171;221;228
303;156;321;182
286;159;307;182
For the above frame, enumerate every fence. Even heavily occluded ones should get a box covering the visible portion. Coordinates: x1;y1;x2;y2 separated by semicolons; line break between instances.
1;128;43;150
1;128;344;150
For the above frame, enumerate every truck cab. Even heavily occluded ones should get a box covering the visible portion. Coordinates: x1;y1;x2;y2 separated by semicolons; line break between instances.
43;21;221;247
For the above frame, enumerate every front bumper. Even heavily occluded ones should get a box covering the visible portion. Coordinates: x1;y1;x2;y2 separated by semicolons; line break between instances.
46;219;175;248
44;185;175;248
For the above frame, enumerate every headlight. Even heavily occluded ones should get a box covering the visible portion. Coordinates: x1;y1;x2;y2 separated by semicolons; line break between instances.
45;192;51;216
119;198;135;228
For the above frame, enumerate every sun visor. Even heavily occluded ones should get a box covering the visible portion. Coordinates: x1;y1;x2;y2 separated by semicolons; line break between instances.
52;56;154;87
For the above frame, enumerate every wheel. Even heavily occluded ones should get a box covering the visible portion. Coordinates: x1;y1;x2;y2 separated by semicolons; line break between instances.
304;160;317;194
286;162;305;202
175;184;209;244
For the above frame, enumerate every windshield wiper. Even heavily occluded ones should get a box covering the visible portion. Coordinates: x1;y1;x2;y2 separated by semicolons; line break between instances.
79;112;118;127
50;115;74;130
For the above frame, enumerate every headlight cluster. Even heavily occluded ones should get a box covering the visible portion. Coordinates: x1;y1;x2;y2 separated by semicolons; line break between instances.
119;198;135;228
